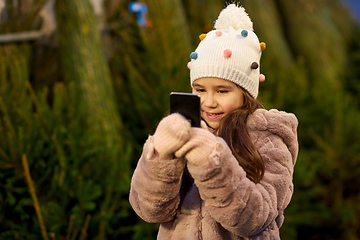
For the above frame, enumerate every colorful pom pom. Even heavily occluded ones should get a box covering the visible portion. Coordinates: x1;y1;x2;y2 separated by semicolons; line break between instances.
224;49;232;58
187;62;191;69
251;62;259;70
260;42;266;50
216;30;222;36
190;52;198;59
259;74;265;82
199;34;207;41
241;30;248;37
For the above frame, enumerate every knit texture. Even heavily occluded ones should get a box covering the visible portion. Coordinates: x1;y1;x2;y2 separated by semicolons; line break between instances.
175;127;217;166
189;4;263;98
152;113;192;159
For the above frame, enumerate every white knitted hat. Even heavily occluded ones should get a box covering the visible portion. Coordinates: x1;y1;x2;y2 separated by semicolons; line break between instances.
188;4;266;99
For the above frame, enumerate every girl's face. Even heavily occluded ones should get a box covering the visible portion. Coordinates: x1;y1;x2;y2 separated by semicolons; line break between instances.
192;77;244;129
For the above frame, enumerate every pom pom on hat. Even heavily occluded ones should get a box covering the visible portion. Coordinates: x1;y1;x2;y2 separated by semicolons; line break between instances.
189;4;264;99
251;62;259;70
260;42;266;50
259;74;266;82
241;30;248;37
199;34;207;41
214;4;253;31
224;49;232;58
190;52;198;59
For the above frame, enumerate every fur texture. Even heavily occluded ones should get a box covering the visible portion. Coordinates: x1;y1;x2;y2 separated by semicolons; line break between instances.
129;109;298;239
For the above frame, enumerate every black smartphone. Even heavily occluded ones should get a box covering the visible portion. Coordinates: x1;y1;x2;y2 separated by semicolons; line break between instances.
170;92;201;127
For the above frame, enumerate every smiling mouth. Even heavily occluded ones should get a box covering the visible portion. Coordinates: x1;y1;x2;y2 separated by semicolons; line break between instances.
206;112;223;119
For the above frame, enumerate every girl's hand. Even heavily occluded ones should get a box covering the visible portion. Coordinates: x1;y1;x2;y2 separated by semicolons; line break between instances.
175;127;217;166
152;113;192;159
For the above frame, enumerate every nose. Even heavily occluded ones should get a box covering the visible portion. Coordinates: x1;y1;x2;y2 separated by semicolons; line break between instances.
202;93;217;108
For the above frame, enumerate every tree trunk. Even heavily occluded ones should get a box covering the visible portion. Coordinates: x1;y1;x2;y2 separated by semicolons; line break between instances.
56;0;123;150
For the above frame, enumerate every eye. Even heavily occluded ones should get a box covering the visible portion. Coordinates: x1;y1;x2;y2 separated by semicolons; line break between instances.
218;89;229;94
195;88;205;93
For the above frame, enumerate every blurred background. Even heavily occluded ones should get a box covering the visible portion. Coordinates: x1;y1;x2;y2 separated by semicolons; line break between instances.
1;0;360;239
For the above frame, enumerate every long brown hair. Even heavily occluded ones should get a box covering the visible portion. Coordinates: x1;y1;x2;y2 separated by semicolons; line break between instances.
216;88;265;183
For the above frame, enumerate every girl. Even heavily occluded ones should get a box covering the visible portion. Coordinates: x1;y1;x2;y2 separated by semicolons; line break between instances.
129;4;298;240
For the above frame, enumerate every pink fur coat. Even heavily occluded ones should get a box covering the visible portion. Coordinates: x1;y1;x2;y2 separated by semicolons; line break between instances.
129;109;298;239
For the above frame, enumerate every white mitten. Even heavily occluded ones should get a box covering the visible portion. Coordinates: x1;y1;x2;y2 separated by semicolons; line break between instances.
152;113;192;159
175;127;217;166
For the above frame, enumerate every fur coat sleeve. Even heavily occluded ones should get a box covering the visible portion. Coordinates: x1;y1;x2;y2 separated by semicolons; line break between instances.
186;109;298;237
129;135;187;223
129;108;298;239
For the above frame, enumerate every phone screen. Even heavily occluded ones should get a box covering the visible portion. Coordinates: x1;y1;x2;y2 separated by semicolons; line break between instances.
170;92;201;127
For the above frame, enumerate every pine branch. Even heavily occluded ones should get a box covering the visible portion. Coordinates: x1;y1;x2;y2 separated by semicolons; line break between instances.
79;214;91;240
22;154;49;240
51;134;66;186
66;215;74;240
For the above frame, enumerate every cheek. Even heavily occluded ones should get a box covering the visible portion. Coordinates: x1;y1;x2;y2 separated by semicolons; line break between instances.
222;102;238;112
221;97;243;113
198;96;205;108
